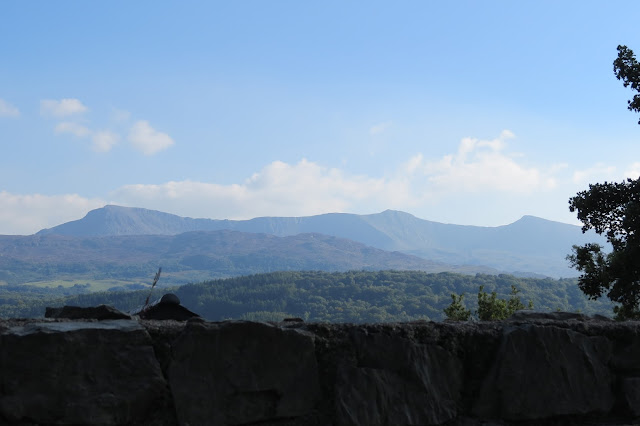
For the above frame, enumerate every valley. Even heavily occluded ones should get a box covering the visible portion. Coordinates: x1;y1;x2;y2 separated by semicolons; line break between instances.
0;206;614;320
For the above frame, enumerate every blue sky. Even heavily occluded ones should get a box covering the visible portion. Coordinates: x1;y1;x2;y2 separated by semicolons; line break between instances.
1;1;640;234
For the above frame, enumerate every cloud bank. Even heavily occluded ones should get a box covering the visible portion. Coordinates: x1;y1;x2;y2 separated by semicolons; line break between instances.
404;129;557;194
572;164;618;185
110;158;411;220
0;191;105;235
110;131;556;220
2;130;632;234
625;162;640;180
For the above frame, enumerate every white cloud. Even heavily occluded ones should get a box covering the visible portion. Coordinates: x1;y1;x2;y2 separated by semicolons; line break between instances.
583;161;640;182
109;131;561;222
0;99;20;118
572;163;617;185
55;122;91;138
625;162;640;180
405;130;555;194
128;120;174;155
110;159;412;220
47;106;166;155
369;121;392;135
404;153;424;174
92;131;120;153
0;191;105;235
0;131;575;234
41;98;88;117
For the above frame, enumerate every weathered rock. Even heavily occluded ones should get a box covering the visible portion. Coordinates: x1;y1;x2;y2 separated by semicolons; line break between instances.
168;321;320;426
611;332;640;372
2;317;640;425
45;304;131;320
507;310;605;322
622;377;640;416
473;324;614;420
160;293;180;305
131;293;199;320
0;320;173;425
335;328;463;425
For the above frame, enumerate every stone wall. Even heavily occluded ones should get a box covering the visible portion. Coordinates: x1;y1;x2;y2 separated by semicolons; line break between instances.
1;313;639;425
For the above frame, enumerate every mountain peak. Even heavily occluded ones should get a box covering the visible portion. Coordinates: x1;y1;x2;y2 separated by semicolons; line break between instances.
37;205;207;237
379;209;412;215
511;215;579;228
371;209;419;220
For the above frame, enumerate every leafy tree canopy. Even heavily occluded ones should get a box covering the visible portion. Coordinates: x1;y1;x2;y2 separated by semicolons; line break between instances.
443;293;472;321
568;177;640;319
444;285;532;321
567;45;640;320
477;285;533;321
2;270;611;321
614;45;640;124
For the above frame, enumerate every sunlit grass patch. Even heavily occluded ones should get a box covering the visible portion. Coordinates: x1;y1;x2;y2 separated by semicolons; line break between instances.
20;279;149;292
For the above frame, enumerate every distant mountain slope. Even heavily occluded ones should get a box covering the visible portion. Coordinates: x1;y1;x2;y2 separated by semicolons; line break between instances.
36;205;224;237
36;205;607;277
0;230;494;287
357;211;607;276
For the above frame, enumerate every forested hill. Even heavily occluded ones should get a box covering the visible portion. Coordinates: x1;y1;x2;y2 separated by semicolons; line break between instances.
0;230;494;287
3;270;613;321
35;205;607;277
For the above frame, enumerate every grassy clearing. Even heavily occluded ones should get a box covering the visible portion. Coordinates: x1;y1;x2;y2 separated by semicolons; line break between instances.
20;279;149;292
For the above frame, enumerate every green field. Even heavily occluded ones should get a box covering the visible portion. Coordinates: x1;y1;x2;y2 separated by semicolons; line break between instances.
19;279;149;293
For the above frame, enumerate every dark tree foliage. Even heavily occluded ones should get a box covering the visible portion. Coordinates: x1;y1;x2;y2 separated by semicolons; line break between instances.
445;285;532;321
443;293;471;321
566;46;640;319
476;285;532;321
3;270;612;321
568;178;640;319
614;45;640;124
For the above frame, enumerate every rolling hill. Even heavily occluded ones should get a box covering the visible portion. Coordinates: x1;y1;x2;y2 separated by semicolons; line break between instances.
0;230;494;287
2;270;613;321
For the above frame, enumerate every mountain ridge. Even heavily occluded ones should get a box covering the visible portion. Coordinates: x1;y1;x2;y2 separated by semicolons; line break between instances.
0;229;496;287
35;205;607;277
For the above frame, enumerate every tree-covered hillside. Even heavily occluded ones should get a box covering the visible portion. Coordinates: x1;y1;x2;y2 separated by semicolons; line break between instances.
0;231;491;288
2;270;613;322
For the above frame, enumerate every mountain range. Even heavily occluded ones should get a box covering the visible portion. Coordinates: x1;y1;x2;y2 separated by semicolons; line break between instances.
2;230;483;288
33;205;608;278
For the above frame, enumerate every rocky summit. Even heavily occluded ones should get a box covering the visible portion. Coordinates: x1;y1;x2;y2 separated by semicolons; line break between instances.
0;312;639;425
